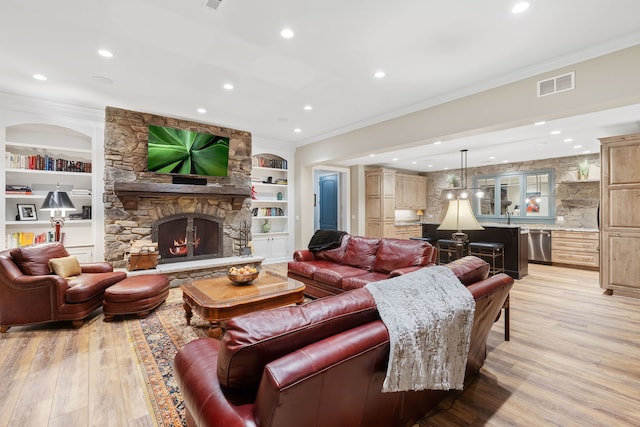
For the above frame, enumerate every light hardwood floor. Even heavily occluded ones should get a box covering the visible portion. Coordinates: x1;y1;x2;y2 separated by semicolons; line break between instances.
1;263;639;426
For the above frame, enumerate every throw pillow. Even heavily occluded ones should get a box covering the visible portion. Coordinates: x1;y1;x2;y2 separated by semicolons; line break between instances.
49;255;82;278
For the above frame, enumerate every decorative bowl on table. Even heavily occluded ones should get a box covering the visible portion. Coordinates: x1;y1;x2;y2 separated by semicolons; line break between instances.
227;265;259;285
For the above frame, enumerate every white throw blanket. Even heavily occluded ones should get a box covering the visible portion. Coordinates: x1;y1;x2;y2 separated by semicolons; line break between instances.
365;266;475;392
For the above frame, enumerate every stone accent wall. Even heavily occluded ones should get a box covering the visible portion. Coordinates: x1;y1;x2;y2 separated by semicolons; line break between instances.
103;107;252;268
424;153;600;229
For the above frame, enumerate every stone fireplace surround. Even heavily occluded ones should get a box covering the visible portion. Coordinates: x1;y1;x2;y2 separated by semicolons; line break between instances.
103;107;258;281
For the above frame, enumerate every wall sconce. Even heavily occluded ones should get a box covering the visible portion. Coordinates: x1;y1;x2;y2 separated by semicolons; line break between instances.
40;184;76;242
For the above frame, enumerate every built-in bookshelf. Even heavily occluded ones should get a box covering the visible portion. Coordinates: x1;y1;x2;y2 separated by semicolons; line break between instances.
251;153;290;263
2;120;98;261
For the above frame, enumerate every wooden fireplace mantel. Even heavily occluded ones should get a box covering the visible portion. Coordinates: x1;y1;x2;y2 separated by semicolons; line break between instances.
114;181;251;210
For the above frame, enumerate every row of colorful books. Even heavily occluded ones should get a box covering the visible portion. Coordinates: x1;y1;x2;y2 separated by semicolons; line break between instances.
251;207;285;217
6;152;92;173
252;156;288;170
5;184;32;194
6;231;57;248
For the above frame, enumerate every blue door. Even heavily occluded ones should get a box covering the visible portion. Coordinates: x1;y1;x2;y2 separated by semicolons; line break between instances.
319;174;338;230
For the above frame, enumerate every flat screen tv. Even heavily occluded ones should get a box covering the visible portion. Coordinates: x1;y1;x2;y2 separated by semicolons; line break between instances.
147;125;229;177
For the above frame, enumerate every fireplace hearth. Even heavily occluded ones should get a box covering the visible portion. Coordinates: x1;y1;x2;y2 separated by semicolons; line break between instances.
152;214;223;264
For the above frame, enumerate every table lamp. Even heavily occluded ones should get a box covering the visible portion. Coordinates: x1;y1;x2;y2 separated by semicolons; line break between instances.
40;184;76;242
438;197;484;258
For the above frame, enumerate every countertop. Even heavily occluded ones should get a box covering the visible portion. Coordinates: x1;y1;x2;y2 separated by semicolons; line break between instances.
421;222;598;233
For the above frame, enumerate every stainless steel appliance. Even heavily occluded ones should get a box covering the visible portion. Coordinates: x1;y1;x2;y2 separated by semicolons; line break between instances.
528;229;552;263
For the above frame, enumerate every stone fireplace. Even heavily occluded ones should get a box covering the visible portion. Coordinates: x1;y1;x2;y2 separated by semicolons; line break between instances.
153;213;222;263
103;107;253;270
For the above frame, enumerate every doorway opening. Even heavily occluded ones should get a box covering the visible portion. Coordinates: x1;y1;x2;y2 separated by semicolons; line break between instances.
313;167;350;233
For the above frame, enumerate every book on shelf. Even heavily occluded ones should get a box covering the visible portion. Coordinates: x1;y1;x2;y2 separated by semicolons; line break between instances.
5;184;32;194
252;156;288;170
6;231;57;248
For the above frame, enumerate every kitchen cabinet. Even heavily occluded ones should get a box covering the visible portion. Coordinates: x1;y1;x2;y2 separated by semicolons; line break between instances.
551;230;599;269
365;168;396;238
394;225;422;239
599;132;640;298
395;173;427;210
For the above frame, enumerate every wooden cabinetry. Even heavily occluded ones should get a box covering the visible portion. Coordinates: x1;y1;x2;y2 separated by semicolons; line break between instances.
394;225;422;239
551;230;599;269
251;154;290;263
599;133;640;297
365;169;396;238
2;122;99;259
395;173;427;210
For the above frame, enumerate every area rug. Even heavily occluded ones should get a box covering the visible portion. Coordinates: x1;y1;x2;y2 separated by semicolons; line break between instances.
126;301;211;427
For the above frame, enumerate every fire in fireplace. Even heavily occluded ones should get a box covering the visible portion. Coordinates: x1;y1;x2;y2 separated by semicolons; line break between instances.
152;214;223;263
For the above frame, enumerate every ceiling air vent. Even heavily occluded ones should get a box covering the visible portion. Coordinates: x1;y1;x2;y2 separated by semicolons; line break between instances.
203;0;222;10
537;72;575;97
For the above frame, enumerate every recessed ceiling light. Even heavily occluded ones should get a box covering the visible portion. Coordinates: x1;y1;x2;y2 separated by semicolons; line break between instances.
551;130;561;135
502;160;509;163
443;167;449;170
374;70;386;79
411;161;417;165
512;2;530;14
573;145;583;149
534;121;546;126
223;83;234;90
33;74;47;81
564;138;574;142
369;154;376;157
294;128;301;133
98;49;113;58
489;156;496;160
304;105;312;111
281;28;294;39
427;164;434;167
197;108;207;114
434;141;442;145
392;158;398;161
583;150;591;154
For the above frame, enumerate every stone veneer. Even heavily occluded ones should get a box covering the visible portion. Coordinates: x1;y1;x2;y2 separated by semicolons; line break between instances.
103;107;253;269
424;153;601;229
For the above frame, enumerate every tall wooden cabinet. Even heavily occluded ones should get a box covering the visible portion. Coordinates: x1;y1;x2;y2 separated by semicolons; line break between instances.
599;133;640;297
365;168;427;238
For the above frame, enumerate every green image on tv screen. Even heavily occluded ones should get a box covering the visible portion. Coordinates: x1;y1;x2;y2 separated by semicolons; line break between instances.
147;125;229;177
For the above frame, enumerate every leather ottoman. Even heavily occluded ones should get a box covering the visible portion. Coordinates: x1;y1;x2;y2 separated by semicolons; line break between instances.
103;274;170;321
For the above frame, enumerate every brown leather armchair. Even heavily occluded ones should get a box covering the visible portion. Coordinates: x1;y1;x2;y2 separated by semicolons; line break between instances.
0;242;127;332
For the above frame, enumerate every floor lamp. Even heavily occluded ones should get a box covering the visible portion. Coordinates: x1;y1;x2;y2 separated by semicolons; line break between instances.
40;184;76;242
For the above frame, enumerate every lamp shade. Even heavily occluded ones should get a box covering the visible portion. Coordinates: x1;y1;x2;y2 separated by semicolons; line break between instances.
40;190;76;211
438;199;484;232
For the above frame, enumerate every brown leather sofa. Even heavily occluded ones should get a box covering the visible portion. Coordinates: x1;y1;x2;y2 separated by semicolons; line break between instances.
174;256;514;427
288;233;438;298
0;242;127;332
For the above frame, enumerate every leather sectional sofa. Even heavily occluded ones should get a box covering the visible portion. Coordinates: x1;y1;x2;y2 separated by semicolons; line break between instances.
287;233;438;298
174;256;514;427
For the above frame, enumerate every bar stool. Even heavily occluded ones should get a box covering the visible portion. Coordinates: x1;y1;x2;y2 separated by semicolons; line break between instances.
436;239;459;265
468;242;505;275
468;241;509;341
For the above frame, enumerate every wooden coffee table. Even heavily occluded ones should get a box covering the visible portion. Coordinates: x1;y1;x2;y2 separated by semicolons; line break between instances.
181;271;305;338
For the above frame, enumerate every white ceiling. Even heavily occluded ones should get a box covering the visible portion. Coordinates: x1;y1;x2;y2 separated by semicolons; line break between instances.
2;0;640;171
